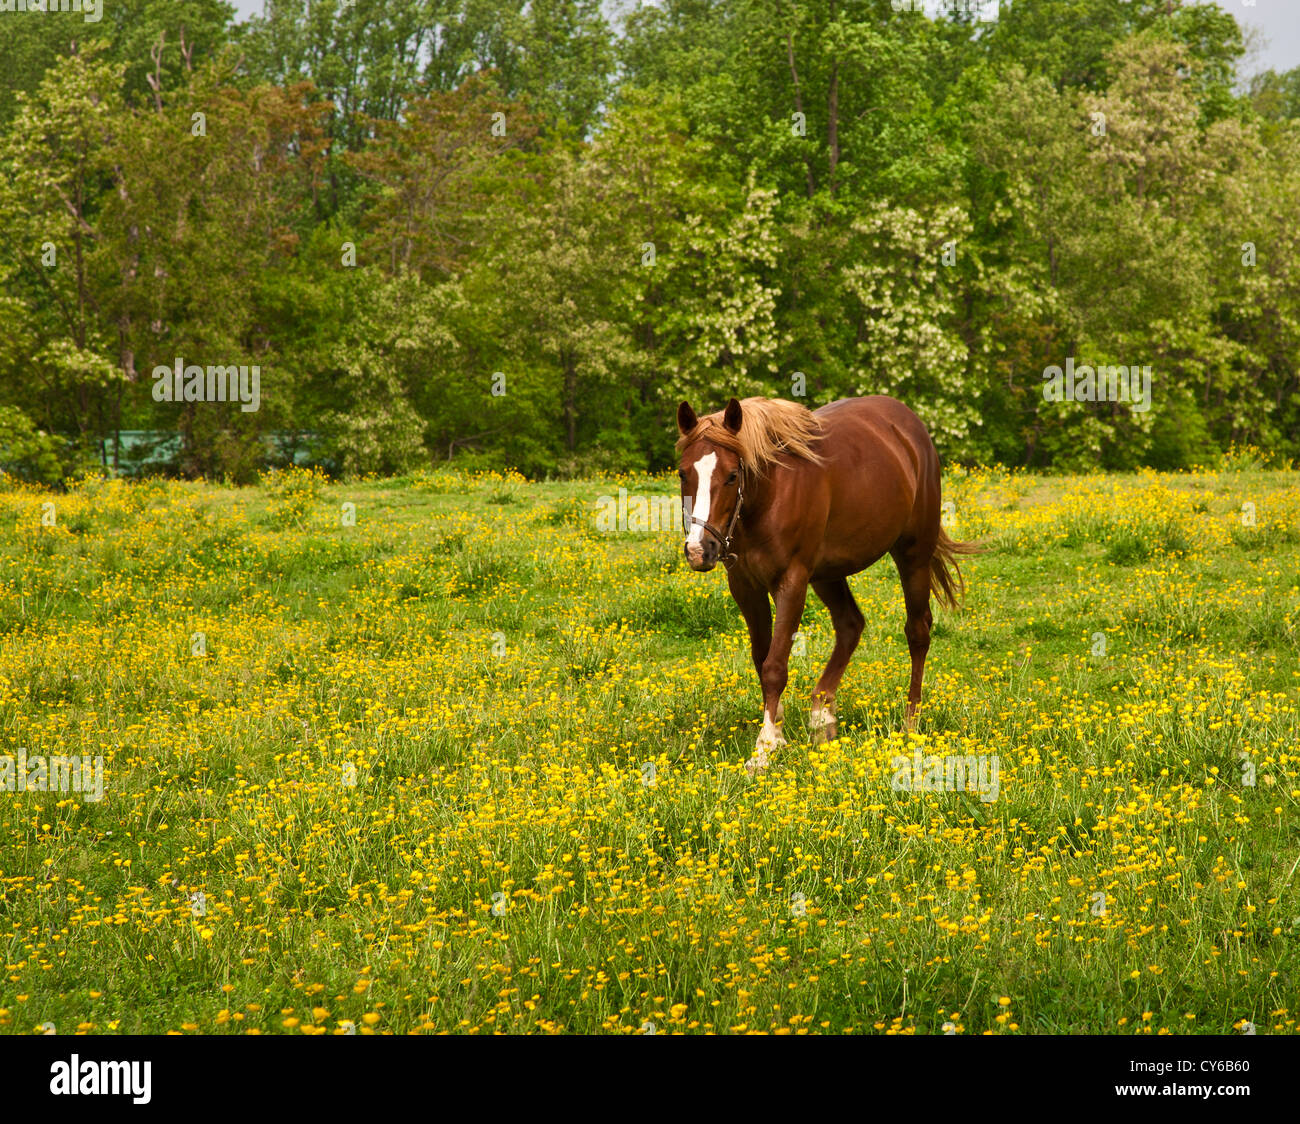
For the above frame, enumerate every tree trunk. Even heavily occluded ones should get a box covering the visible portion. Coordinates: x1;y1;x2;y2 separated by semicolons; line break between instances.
784;30;817;198
827;60;839;196
565;352;577;451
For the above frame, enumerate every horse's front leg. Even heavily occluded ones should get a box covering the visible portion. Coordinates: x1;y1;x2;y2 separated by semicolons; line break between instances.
730;575;772;687
746;569;808;775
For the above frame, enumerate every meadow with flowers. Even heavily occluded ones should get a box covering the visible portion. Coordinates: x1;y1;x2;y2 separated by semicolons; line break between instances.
0;458;1297;1035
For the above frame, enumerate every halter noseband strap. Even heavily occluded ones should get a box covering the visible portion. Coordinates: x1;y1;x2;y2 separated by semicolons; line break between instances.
685;476;744;568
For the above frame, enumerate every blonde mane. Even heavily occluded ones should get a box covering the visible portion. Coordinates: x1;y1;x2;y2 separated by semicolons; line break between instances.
677;397;825;477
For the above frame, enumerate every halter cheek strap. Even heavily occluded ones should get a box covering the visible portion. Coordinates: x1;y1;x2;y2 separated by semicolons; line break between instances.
685;477;744;568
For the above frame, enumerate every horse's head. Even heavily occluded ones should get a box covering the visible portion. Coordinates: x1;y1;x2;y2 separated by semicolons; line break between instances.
676;398;744;572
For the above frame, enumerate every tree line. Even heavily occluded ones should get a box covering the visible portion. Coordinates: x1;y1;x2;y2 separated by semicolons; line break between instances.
1;0;1297;481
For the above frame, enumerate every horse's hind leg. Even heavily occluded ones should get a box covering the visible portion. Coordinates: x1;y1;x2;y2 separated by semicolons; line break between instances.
809;578;864;743
892;549;934;730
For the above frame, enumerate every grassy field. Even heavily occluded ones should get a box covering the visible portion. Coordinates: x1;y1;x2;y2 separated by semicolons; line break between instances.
0;460;1297;1035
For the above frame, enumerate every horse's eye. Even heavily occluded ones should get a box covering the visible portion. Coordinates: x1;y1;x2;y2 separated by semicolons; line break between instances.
678;470;687;481
727;472;738;485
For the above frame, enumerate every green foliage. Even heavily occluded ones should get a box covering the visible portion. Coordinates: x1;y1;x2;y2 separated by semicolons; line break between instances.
0;1;1297;480
0;406;65;483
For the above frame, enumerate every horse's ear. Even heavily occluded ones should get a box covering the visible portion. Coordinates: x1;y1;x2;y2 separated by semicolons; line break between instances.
677;401;698;435
722;398;743;434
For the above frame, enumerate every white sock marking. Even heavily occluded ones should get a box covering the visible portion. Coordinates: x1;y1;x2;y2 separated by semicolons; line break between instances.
756;708;785;750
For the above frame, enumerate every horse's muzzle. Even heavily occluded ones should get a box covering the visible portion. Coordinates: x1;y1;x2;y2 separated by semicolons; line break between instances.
684;541;718;571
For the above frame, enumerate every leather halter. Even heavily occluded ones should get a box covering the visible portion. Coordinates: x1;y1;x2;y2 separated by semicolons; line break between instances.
685;476;744;568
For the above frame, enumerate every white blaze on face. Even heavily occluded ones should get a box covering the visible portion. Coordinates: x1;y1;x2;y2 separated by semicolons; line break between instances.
685;452;718;546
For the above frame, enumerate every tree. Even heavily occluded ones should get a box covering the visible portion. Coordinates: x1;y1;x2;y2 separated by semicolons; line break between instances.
99;60;330;477
0;46;126;464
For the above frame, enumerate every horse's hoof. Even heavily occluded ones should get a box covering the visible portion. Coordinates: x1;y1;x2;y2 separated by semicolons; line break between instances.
810;706;837;744
745;749;770;776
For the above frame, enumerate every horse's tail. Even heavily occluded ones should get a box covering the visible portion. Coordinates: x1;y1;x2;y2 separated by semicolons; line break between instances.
930;527;981;610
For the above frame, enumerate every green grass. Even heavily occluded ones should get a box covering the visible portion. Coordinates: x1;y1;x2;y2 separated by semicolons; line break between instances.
0;466;1296;1035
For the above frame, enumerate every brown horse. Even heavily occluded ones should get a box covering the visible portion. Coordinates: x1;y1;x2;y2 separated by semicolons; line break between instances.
676;395;977;774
